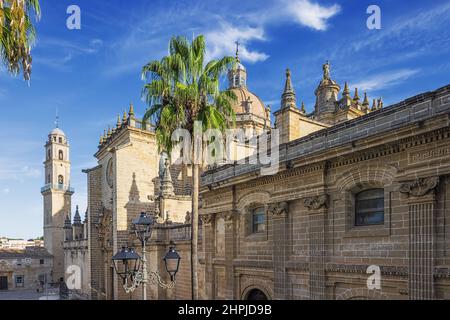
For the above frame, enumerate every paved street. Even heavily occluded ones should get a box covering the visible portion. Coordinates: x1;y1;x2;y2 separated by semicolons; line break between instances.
0;289;46;300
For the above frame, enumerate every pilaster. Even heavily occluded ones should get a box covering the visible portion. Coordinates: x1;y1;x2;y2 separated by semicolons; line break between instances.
400;176;439;300
303;194;328;300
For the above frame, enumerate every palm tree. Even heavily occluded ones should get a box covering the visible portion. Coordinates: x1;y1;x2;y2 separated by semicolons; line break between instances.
0;0;41;80
141;35;236;299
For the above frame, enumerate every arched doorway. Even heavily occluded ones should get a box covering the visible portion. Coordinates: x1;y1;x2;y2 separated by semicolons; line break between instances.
246;289;268;300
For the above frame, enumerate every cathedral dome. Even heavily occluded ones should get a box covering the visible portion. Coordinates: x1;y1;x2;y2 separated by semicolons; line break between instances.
50;127;65;136
230;87;269;120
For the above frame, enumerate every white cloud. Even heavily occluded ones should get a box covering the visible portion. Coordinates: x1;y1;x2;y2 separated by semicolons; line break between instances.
102;0;342;76
1;188;10;194
350;69;420;91
205;22;269;63
285;0;341;31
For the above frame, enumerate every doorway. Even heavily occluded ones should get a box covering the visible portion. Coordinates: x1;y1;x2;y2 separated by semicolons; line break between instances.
246;288;268;300
0;276;8;290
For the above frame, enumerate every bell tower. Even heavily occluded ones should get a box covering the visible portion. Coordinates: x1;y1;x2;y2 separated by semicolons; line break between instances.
41;120;74;283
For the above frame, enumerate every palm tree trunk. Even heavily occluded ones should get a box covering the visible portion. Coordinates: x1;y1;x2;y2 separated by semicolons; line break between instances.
191;163;199;300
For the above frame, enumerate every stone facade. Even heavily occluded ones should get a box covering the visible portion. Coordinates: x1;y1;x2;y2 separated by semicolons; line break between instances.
82;105;194;300
200;80;450;300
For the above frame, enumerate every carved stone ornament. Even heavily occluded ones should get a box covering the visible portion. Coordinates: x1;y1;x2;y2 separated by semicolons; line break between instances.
268;201;288;216
303;194;328;210
221;210;234;222
399;176;439;197
200;213;214;225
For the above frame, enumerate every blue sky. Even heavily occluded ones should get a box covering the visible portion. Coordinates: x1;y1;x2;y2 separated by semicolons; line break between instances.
0;0;449;239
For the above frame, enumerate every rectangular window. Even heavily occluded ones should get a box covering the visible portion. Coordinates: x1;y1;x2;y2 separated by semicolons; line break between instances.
355;189;384;226
15;275;24;288
252;207;266;233
40;259;44;265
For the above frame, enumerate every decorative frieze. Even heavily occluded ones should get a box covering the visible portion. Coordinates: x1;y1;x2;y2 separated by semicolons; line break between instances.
399;176;439;197
303;195;328;210
268;201;288;216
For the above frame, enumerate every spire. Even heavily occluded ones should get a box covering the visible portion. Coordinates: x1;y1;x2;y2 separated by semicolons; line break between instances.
228;41;247;89
122;110;128;124
353;88;360;102
116;115;121;128
362;92;370;111
107;126;112;138
83;209;88;223
377;97;383;109
55;108;60;128
281;68;296;109
343;82;350;96
99;134;104;145
73;205;82;225
161;159;174;197
339;81;352;108
371;99;377;111
300;101;306;114
64;213;72;229
129;103;135;117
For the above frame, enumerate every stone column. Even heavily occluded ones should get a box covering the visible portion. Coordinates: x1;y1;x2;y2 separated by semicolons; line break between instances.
303;194;328;300
201;213;215;299
400;176;439;300
222;210;236;299
268;202;289;299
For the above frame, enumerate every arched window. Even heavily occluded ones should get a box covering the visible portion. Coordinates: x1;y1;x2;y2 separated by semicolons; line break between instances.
47;149;51;159
59;137;63;144
58;175;64;185
58;150;64;160
252;206;266;233
355;189;384;226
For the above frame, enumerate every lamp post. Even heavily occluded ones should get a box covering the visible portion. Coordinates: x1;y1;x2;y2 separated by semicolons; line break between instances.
111;212;181;300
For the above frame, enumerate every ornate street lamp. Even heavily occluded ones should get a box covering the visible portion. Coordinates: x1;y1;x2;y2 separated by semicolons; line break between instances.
111;247;141;284
164;243;181;282
112;212;181;299
132;212;154;244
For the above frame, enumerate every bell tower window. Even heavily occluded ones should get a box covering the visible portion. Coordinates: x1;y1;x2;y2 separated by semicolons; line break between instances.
59;137;63;143
58;150;64;160
58;175;64;185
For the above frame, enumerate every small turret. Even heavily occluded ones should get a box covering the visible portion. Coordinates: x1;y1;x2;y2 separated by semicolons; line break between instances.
129;103;135;117
300;101;306;114
63;213;73;241
122;111;128;125
72;205;84;240
340;82;352;108
371;99;377;111
377;97;383;109
353;88;360;103
281;68;296;110
161;159;174;197
116;115;122;129
362;92;370;113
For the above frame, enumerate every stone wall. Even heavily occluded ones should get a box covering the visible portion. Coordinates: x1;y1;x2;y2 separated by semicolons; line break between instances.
199;84;450;300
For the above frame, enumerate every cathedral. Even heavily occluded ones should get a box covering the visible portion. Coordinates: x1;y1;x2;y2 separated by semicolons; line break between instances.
42;51;450;299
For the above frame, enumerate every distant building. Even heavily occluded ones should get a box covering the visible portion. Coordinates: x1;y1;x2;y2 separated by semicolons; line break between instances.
0;238;44;250
0;247;53;291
